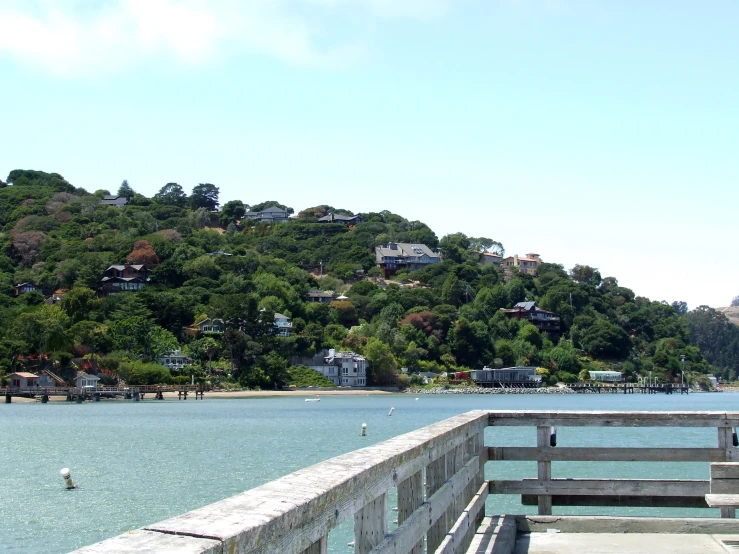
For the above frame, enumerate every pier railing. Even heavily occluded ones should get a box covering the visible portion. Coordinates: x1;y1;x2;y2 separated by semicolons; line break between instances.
75;410;739;554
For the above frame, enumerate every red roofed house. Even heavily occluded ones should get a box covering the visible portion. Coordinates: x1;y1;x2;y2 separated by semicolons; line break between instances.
500;253;542;277
9;372;39;388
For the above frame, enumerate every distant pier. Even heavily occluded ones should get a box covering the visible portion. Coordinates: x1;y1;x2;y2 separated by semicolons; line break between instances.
1;385;207;403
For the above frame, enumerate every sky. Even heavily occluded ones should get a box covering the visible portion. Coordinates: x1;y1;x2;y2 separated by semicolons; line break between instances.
0;0;736;310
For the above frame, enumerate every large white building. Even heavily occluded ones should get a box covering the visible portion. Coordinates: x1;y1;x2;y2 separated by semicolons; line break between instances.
291;349;368;386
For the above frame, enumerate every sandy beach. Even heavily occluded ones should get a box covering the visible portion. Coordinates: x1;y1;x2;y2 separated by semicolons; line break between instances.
3;388;395;403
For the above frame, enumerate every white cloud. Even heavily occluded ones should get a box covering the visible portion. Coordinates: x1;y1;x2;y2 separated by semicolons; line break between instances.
0;0;449;75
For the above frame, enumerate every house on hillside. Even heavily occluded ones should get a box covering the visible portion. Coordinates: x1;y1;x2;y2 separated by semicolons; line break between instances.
15;282;37;296
480;253;502;268
98;264;150;296
243;206;290;224
290;349;368;386
158;349;193;371
317;213;362;225
273;313;293;337
375;242;441;277
8;372;39;388
500;253;542;277
197;318;225;333
46;289;68;304
100;195;129;207
500;301;561;337
306;290;338;303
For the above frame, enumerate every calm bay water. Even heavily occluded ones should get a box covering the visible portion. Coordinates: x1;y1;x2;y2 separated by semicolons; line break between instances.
1;392;738;553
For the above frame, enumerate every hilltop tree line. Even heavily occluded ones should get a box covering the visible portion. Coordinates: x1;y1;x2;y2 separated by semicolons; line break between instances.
0;169;736;388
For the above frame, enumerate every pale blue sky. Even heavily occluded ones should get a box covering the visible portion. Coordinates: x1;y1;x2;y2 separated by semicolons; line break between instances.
0;0;736;309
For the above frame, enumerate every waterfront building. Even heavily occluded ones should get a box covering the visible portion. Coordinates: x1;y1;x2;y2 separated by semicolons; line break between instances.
589;370;623;382
470;366;542;387
158;349;193;371
290;348;368;386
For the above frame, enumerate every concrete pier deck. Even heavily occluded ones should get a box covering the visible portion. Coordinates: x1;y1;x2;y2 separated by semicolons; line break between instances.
470;516;739;554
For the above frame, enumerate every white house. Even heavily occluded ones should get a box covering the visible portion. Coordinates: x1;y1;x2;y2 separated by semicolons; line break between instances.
273;313;292;337
290;349;368;387
158;349;193;371
8;372;39;388
76;372;100;389
197;318;225;333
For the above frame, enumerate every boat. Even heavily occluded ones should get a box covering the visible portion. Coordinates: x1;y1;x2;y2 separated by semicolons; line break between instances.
304;395;321;402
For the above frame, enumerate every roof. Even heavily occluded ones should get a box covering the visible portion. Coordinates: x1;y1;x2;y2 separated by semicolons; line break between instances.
273;313;290;320
106;264;146;271
482;252;502;258
318;213;358;222
514;301;537;311
11;372;38;378
307;290;336;297
245;207;289;216
375;243;439;260
16;282;35;287
76;372;100;380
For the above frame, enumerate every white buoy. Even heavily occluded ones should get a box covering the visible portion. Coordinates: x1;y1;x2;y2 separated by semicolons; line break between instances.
60;468;76;490
361;423;367;436
415;397;419;401
388;407;394;416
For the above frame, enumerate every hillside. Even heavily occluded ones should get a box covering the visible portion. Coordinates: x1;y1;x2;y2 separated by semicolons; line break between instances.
718;306;739;327
0;169;733;387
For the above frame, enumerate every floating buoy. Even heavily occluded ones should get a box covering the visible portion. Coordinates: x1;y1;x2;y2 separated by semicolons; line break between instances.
415;397;419;401
388;407;394;416
348;541;355;547
360;423;367;436
60;468;77;490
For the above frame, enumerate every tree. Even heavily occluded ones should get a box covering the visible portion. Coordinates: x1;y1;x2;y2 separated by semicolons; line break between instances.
154;182;188;206
732;296;739;308
569;264;602;286
118;179;135;197
12;231;45;266
15;305;72;356
671;301;688;315
60;286;102;323
220;200;246;226
364;338;397;385
190;183;220;211
108;317;178;360
126;240;160;266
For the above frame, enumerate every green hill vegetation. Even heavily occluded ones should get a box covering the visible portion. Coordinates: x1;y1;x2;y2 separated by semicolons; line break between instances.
0;169;735;388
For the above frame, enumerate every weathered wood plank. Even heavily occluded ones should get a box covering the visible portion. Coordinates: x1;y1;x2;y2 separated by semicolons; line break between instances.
141;411;488;554
433;481;488;554
300;536;327;554
513;514;739;534
397;470;423;554
426;452;448;554
521;494;707;508
489;446;736;462
72;530;222;554
466;515;516;554
715;435;737;518
369;454;481;554
354;493;387;554
705;494;739;508
710;462;739;480
487;411;739;427
536;426;552;516
490;478;709;497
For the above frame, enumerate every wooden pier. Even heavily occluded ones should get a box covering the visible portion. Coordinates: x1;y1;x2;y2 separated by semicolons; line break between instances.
74;410;739;554
1;384;207;403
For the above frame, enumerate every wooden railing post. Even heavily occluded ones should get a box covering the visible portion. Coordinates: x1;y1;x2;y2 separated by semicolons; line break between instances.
354;492;388;554
536;426;553;515
397;469;424;554
300;536;327;554
426;453;447;553
716;428;737;518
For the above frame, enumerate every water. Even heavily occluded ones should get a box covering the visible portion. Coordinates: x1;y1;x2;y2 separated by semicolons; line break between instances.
1;393;737;553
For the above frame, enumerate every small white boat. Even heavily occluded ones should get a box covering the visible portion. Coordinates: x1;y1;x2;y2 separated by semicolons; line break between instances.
305;395;321;402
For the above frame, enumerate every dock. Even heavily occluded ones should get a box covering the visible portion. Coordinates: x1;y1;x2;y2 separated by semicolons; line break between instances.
74;410;739;554
1;384;206;403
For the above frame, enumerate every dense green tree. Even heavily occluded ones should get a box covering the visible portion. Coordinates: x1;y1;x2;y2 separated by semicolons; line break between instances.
220;200;246;226
190;183;220;211
154;183;188;206
118;179;135;197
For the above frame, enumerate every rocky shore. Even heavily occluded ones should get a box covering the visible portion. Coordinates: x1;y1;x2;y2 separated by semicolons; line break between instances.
407;386;578;395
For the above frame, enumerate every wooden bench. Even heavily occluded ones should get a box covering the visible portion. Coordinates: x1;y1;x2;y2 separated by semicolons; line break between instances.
709;462;739;518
